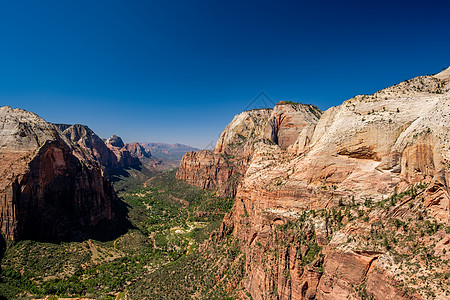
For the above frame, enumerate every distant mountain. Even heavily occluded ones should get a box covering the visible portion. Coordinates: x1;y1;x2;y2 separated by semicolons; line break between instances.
125;142;152;159
140;142;200;164
105;135;142;170
55;126;149;175
55;124;121;176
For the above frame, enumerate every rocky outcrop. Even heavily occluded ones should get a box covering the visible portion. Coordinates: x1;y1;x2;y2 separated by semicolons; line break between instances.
190;68;450;299
106;134;125;148
178;108;270;197
105;135;141;169
177;150;248;197
125;142;152;159
0;106;117;241
56;125;155;177
262;102;321;150
177;103;322;197
56;124;120;175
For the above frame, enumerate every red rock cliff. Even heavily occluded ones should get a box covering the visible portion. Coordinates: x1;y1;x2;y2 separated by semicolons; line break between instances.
105;135;142;169
186;68;450;299
0;106;117;241
177;103;322;198
56;123;120;176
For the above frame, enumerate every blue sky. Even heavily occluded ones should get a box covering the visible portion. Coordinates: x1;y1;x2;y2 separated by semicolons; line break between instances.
0;0;449;148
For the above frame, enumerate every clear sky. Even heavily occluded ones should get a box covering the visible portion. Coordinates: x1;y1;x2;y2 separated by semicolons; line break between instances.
0;0;449;148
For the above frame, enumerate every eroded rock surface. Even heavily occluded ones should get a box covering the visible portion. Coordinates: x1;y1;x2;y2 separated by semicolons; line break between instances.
125;142;152;159
186;68;450;299
0;107;117;241
56;124;120;175
105;135;141;169
177;103;322;197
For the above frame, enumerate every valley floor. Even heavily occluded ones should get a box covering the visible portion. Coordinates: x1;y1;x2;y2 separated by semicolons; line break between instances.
0;169;239;300
1;169;448;300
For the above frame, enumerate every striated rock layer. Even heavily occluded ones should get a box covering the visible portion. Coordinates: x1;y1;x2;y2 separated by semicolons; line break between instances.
0;106;118;241
105;135;142;170
184;67;450;299
56;124;155;176
177;103;322;198
56;123;120;176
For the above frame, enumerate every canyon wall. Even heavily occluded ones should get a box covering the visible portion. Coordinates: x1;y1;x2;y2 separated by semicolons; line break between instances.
56;123;120;175
57;124;154;175
0;107;117;241
186;68;450;299
177;103;322;198
105;134;142;170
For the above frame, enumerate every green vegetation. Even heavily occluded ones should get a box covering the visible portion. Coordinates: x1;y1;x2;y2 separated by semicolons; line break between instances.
0;169;237;299
129;237;245;299
277;100;298;105
1;166;447;300
241;181;448;299
324;183;449;298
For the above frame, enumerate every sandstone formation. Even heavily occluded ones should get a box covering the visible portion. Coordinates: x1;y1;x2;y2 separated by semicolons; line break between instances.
57;125;155;177
105;135;141;169
123;141;168;170
177;103;322;198
182;67;450;299
56;124;120;175
125;142;152;159
0;106;117;241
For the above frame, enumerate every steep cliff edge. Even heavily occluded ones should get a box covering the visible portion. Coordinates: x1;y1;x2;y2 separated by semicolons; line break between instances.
56;123;120;175
105;135;142;170
184;68;450;299
0;106;118;241
125;142;152;159
177;103;322;198
56;124;157;175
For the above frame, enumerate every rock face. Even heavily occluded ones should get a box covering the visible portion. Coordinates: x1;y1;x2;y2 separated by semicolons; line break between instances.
177;103;322;198
57;126;155;177
183;68;450;299
56;124;120;175
105;135;141;169
106;134;125;148
262;102;321;150
0;106;117;241
125;142;152;159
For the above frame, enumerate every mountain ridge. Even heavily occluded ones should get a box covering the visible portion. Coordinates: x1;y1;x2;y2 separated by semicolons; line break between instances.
0;106;119;241
178;68;450;299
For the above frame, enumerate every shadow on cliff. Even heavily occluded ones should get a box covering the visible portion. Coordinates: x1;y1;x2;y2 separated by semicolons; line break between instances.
9;140;137;244
0;233;5;261
82;196;134;243
21;196;134;244
0;234;7;300
109;165;159;192
109;166;141;182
